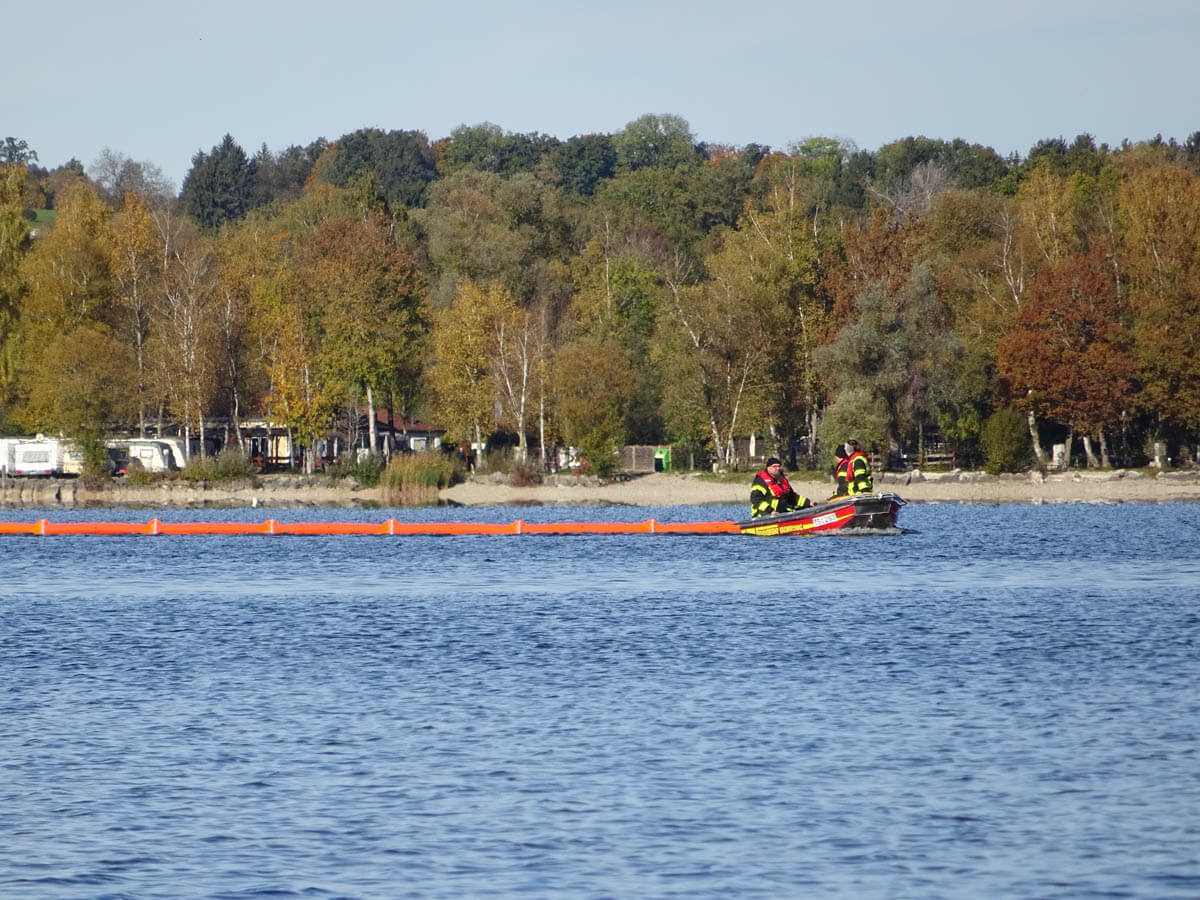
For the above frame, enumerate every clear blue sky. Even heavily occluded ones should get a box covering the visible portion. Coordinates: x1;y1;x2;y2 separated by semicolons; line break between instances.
5;0;1198;190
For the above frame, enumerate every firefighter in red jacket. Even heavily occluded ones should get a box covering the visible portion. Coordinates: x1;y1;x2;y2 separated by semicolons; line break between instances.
751;457;810;517
842;439;873;495
832;443;849;496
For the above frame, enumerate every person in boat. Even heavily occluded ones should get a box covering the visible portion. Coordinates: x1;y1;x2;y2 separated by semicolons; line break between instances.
751;457;811;517
832;443;849;496
843;439;873;495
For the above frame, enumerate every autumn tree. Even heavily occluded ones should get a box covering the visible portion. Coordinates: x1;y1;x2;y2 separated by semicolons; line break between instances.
655;233;782;467
1118;164;1200;436
298;211;427;455
153;221;222;454
15;179;135;433
211;212;278;450
489;286;542;463
252;256;331;470
996;241;1137;466
428;281;501;466
109;193;160;435
0;164;32;418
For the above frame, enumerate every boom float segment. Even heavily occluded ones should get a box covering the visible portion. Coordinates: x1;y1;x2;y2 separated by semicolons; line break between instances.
0;519;742;536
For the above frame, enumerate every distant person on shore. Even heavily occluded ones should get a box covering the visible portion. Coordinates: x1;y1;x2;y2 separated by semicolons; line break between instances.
750;457;811;517
843;439;873;495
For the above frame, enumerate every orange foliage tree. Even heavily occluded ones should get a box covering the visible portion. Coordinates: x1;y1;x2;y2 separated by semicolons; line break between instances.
996;241;1137;466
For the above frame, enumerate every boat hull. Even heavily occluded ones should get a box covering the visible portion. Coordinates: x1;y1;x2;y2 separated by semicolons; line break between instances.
737;492;906;536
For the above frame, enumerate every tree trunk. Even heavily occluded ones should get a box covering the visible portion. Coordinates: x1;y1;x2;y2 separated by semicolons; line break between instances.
367;385;377;456
808;407;819;469
1082;433;1100;468
1027;392;1047;465
1099;429;1111;468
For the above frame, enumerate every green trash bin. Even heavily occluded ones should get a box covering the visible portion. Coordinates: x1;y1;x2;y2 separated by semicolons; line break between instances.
653;448;671;472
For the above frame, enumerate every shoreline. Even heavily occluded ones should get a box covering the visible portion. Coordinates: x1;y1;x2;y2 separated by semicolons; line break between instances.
438;468;1200;507
3;468;1199;511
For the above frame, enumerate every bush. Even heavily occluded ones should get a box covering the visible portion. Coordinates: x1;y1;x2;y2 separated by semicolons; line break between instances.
981;405;1033;474
181;447;260;484
326;451;386;487
482;450;543;485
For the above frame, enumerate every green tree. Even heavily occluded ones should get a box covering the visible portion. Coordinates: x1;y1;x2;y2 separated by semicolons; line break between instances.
1;137;37;165
180;134;255;228
613;114;698;171
554;134;617;196
654;235;779;466
817;261;959;465
250;140;327;207
440;123;560;177
565;235;664;441
552;336;634;475
980;404;1033;474
322;128;437;209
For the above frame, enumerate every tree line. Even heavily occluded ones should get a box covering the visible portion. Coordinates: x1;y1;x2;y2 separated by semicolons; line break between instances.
2;118;1199;474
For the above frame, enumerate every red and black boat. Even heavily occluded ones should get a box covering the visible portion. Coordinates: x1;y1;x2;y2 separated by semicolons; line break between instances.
736;492;906;536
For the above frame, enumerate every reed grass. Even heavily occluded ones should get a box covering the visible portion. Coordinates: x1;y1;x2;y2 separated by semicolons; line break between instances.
380;452;463;505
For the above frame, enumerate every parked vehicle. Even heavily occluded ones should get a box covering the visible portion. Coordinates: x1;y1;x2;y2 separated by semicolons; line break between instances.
155;437;188;469
106;439;179;474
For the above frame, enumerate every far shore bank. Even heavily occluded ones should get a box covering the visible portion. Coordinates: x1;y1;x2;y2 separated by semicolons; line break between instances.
2;467;1200;511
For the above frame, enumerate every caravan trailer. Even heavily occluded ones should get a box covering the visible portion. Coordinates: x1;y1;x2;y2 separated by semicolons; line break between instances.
0;437;16;476
11;436;65;476
106;439;179;474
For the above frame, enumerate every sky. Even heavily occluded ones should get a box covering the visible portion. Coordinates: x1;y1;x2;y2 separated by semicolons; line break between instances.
5;0;1198;191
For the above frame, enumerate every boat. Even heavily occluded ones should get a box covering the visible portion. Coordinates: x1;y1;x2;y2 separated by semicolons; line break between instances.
736;492;906;536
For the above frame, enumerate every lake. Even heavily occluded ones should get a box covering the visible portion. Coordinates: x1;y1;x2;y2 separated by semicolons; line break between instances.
2;501;1198;899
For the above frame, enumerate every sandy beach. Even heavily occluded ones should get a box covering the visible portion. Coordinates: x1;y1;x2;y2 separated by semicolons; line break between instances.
3;467;1199;510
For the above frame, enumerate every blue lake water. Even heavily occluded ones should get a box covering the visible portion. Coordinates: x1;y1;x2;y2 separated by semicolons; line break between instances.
2;501;1198;899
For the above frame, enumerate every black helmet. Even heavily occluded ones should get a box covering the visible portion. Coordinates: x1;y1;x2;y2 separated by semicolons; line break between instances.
766;457;781;467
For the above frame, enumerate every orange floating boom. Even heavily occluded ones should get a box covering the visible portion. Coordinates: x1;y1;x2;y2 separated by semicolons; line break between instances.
0;519;742;536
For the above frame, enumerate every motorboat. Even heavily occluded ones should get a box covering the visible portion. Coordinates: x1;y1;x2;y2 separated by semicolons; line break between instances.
736;492;906;536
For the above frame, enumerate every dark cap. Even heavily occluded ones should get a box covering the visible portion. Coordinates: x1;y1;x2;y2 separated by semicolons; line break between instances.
766;457;781;467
